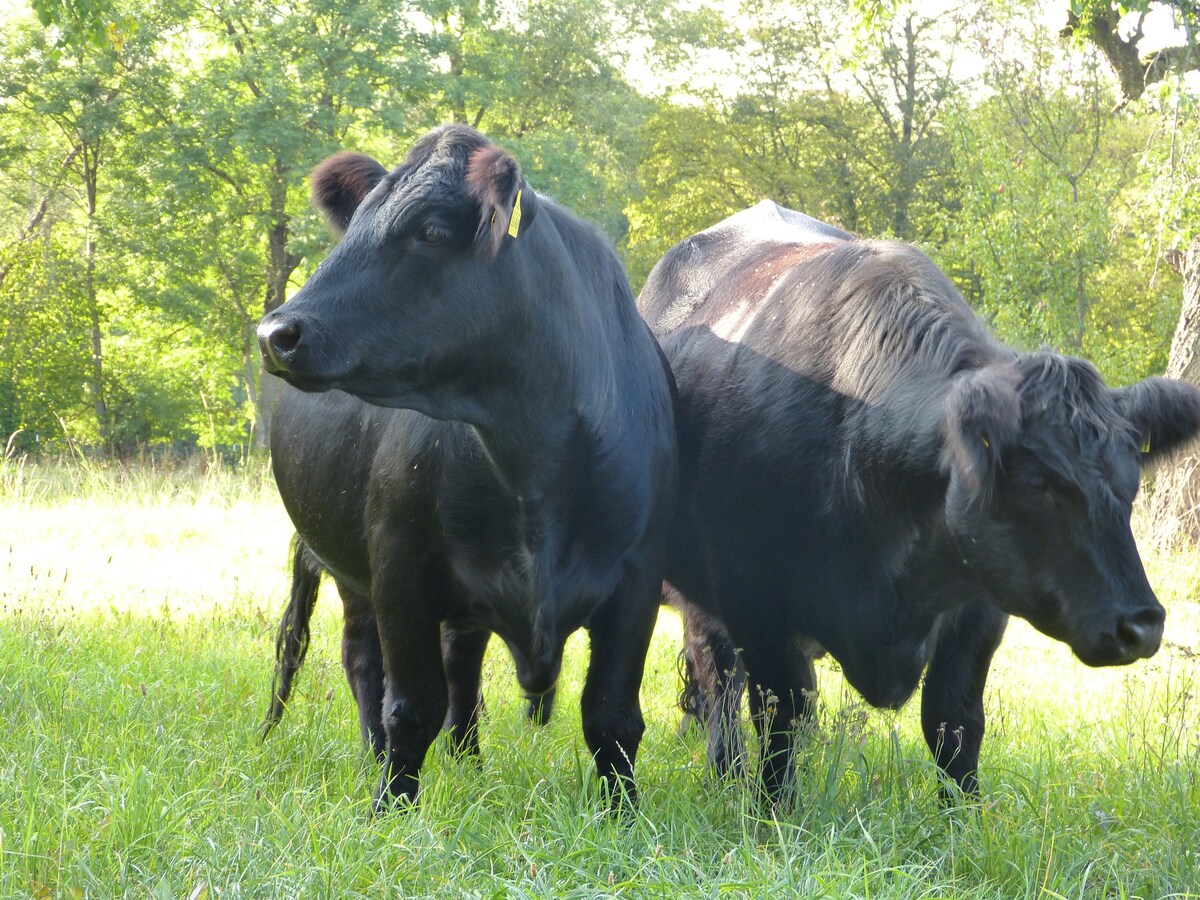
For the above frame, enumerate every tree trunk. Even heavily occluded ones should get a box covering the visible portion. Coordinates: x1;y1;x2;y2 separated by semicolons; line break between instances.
248;357;281;452
1148;234;1200;545
0;143;82;292
253;158;303;449
83;145;108;451
892;14;917;241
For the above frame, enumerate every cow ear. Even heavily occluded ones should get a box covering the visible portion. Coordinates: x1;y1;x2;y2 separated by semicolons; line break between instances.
942;364;1023;494
310;151;388;238
466;145;540;258
1112;377;1200;465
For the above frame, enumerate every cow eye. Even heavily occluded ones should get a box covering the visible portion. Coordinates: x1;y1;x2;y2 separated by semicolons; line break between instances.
1005;469;1054;507
416;222;452;245
1018;472;1046;492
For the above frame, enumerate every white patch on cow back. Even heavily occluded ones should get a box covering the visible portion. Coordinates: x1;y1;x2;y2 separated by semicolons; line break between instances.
653;201;851;336
710;298;758;344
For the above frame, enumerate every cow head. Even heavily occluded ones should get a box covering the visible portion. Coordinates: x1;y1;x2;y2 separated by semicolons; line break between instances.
257;125;542;413
940;353;1200;666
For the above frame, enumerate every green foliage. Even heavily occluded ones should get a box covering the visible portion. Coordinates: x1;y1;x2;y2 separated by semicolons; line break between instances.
1;0;1197;452
933;18;1184;384
0;235;93;449
938;93;1110;346
29;0;128;48
1137;87;1200;254
1066;0;1199;36
624;1;965;286
624;103;753;288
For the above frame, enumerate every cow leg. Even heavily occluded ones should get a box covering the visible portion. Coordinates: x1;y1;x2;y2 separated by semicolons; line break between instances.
525;685;555;726
371;555;448;813
920;602;1008;799
740;631;817;801
441;625;489;758
580;569;660;812
680;603;747;778
333;580;386;762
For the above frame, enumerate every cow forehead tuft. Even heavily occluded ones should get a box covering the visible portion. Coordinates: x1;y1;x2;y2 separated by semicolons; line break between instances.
362;133;491;231
1016;353;1138;449
380;125;496;202
402;124;492;171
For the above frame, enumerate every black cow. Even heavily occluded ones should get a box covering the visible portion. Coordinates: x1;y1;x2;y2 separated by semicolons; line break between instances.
256;126;677;812
260;534;557;760
638;201;1200;799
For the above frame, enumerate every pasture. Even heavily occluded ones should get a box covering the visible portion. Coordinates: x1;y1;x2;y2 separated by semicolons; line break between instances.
1;458;1198;898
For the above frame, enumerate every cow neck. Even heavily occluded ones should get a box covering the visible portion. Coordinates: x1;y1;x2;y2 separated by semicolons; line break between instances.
849;375;950;511
462;310;618;506
460;214;634;506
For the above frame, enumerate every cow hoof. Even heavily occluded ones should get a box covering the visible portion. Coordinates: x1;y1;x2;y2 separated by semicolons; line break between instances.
523;686;556;726
601;779;639;819
373;770;419;816
371;790;418;817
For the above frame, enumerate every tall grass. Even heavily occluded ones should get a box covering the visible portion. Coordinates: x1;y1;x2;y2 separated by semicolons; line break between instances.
1;459;1198;898
1;456;285;618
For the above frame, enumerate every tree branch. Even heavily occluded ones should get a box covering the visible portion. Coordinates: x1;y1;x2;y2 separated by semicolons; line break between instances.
1062;6;1200;104
0;141;84;291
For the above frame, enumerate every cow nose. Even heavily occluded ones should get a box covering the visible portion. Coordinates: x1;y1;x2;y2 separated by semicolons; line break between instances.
1116;606;1165;659
258;317;304;374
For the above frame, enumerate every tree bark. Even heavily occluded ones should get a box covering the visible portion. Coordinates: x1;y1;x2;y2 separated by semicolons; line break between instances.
253;158;303;449
1148;234;1200;545
82;142;108;450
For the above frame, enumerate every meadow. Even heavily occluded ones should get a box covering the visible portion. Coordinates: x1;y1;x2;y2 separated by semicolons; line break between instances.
0;458;1198;899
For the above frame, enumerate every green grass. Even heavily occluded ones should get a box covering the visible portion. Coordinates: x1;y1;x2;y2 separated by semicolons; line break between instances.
1;458;1198;898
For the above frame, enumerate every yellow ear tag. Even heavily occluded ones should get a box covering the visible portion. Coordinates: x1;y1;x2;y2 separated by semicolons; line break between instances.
981;436;990;449
1142;431;1151;454
508;189;523;238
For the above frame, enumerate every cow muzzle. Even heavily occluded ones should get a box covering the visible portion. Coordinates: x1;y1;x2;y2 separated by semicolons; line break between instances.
1078;603;1165;666
1114;605;1165;661
257;314;306;377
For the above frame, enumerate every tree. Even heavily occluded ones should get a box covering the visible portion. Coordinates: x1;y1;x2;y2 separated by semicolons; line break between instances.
1149;235;1200;543
1137;99;1200;541
833;6;967;240
177;0;655;446
623;0;967;285
1061;0;1200;105
2;0;667;454
623;101;759;287
1058;0;1200;541
942;19;1119;343
9;0;1188;468
0;5;161;450
158;0;426;447
854;0;1198;106
406;0;659;240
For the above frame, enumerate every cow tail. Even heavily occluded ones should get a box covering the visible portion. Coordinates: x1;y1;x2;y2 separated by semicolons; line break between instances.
674;599;708;732
261;536;322;740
